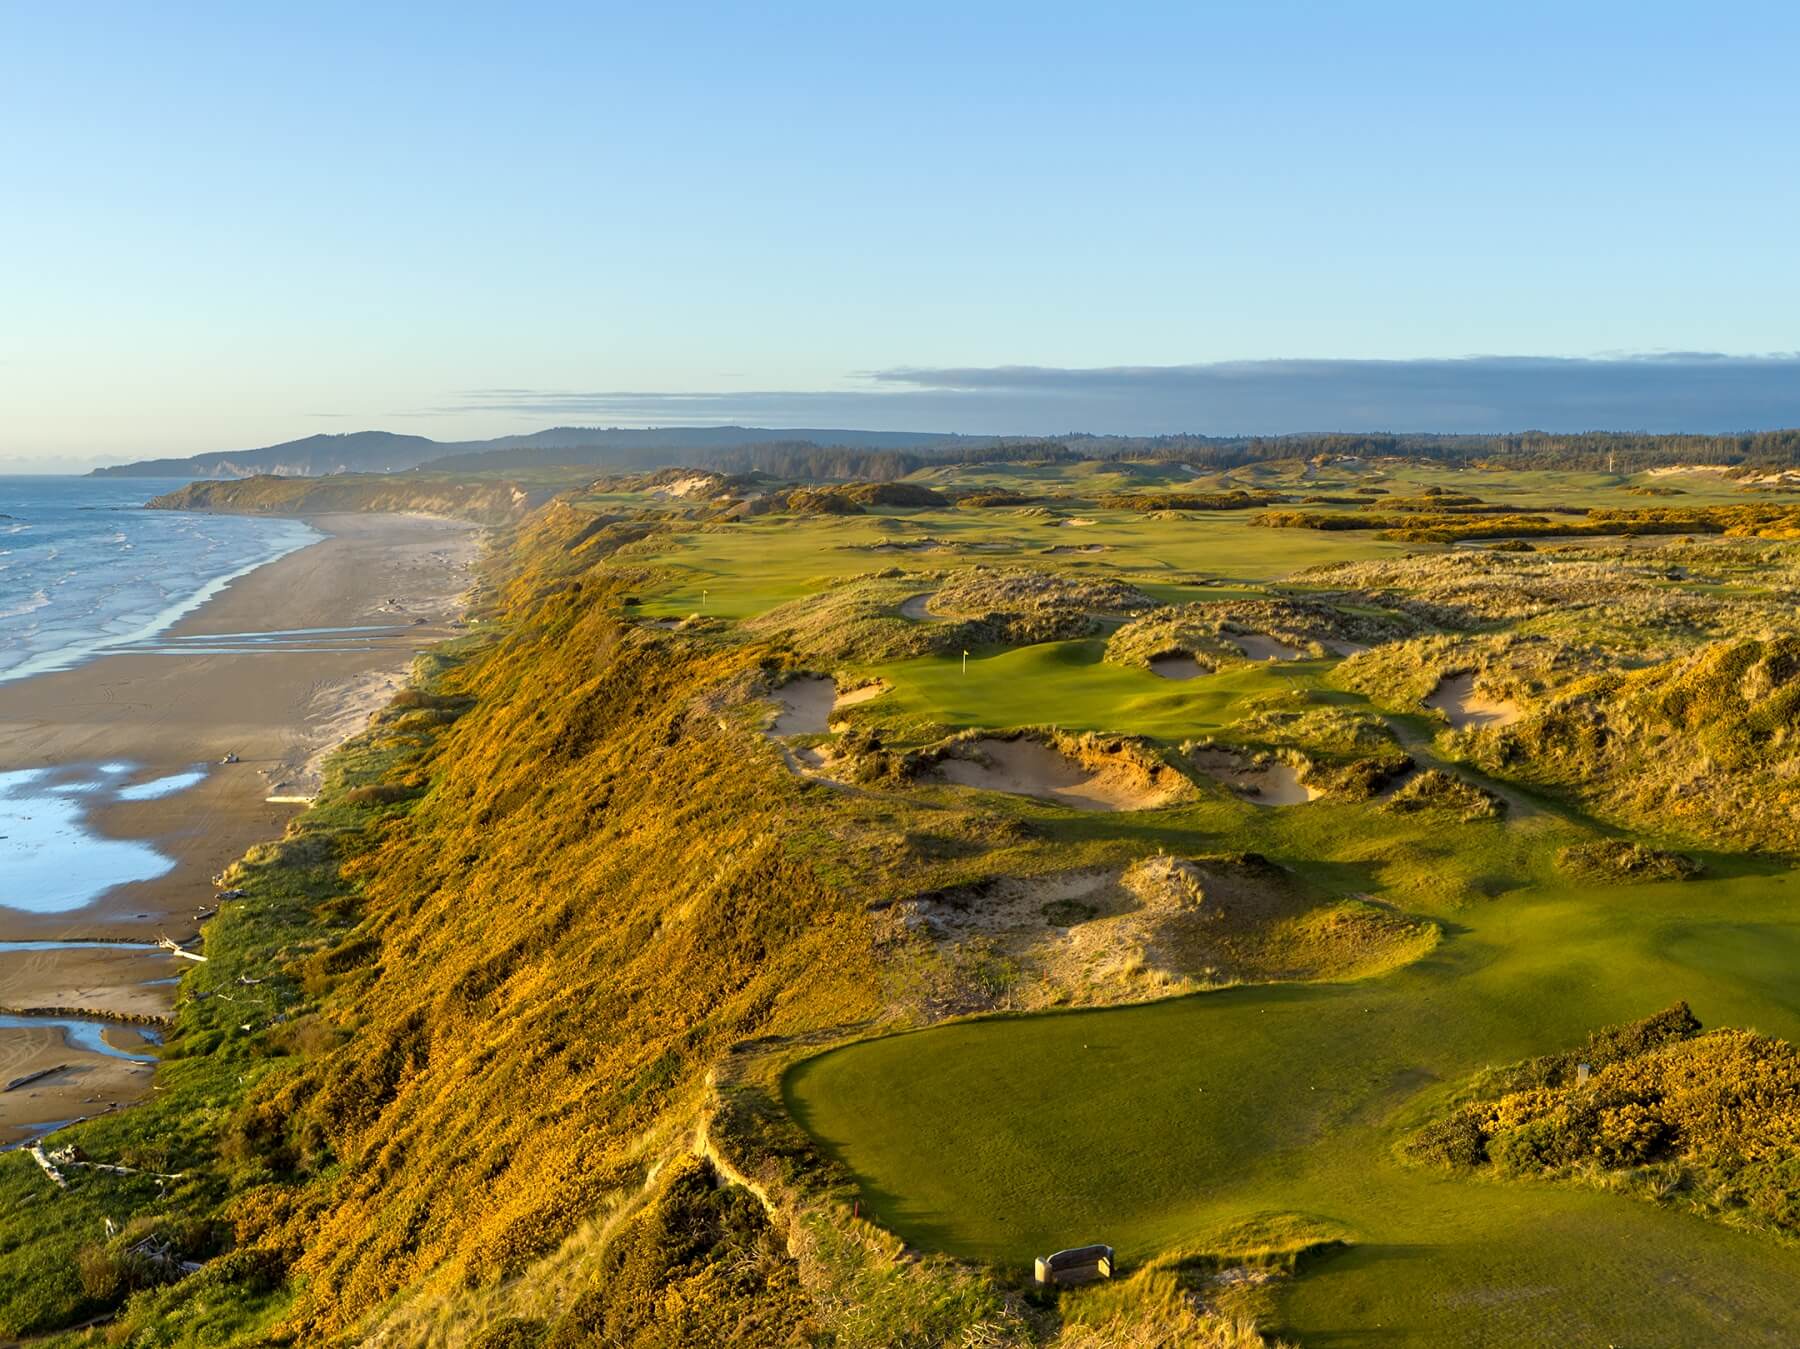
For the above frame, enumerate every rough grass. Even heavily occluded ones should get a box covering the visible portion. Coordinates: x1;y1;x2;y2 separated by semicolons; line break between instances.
1105;599;1413;672
1467;634;1800;853
1556;840;1703;883
1405;1005;1800;1239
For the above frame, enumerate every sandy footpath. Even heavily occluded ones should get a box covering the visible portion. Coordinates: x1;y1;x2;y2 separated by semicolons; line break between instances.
0;512;478;1144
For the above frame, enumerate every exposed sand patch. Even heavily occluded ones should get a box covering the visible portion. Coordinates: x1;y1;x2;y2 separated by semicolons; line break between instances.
0;1022;154;1147
934;738;1186;812
890;853;1425;1016
1059;517;1097;527
1231;633;1308;662
831;680;887;714
1045;543;1107;555
898;593;947;622
768;677;892;741
1149;653;1208;680
896;868;1170;1009
1328;640;1372;658
769;677;837;736
1192;747;1320;806
1426;673;1522;730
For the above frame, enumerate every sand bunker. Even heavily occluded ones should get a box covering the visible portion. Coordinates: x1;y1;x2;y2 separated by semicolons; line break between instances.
898;593;947;622
934;738;1185;812
769;677;836;736
1192;747;1320;806
1149;653;1208;680
1045;543;1107;555
1426;673;1522;730
1231;633;1308;662
831;681;887;713
769;676;890;740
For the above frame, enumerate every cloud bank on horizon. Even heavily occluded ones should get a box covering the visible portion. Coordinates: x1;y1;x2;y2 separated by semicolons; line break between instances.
441;353;1800;437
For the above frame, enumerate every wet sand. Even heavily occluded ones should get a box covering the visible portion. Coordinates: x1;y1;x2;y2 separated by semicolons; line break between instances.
0;512;477;1145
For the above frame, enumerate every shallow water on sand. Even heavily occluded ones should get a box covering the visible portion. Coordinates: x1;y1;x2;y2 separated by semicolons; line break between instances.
0;769;174;912
0;1016;158;1062
0;762;210;912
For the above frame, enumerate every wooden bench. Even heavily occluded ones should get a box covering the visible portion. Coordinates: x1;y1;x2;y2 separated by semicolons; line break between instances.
1035;1244;1115;1286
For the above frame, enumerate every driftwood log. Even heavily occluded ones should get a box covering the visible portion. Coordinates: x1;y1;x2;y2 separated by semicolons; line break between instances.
4;1065;67;1092
27;1146;68;1189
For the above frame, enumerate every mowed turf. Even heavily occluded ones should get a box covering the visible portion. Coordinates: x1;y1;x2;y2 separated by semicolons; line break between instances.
629;505;1418;620
862;639;1324;741
785;869;1800;1344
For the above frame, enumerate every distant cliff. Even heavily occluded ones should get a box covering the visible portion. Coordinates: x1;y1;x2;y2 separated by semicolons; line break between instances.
94;425;973;478
93;431;445;479
146;474;544;524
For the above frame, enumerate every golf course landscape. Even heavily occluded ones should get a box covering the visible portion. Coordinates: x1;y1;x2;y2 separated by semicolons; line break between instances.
627;453;1800;1342
12;448;1800;1346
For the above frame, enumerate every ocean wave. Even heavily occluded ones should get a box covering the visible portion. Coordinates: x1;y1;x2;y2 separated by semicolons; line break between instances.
0;481;321;682
0;588;50;620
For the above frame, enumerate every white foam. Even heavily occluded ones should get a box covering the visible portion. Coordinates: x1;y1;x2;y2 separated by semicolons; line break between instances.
116;769;206;801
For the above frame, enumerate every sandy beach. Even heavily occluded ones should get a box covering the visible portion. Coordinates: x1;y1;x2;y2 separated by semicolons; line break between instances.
0;512;477;1145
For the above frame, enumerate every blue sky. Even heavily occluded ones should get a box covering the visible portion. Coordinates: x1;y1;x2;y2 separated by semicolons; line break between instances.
4;2;1798;465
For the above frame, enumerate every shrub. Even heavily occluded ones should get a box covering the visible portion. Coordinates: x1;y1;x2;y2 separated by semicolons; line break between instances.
1404;1006;1800;1237
1383;770;1503;821
1556;840;1702;883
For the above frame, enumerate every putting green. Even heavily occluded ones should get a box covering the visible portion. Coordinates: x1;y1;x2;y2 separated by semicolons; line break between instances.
784;870;1800;1344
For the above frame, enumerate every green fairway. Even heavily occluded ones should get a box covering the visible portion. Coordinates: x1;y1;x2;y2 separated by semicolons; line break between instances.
862;639;1327;740
628;504;1423;620
785;869;1800;1345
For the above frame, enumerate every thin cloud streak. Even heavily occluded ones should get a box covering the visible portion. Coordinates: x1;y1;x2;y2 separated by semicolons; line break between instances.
433;354;1800;436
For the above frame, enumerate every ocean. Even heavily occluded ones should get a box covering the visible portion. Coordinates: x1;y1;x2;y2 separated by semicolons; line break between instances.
0;476;320;684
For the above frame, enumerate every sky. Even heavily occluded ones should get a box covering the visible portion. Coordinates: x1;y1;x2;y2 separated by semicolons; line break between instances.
4;1;1799;468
